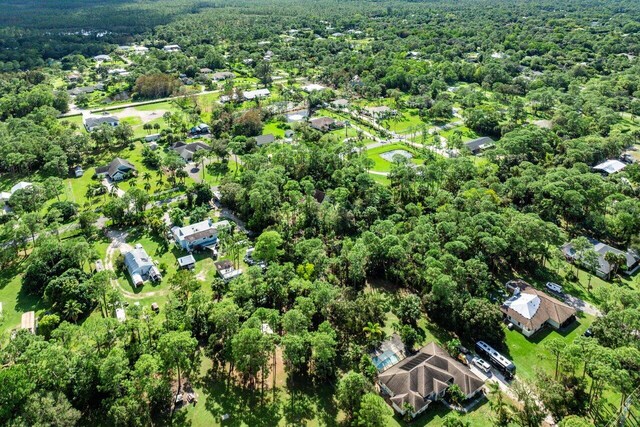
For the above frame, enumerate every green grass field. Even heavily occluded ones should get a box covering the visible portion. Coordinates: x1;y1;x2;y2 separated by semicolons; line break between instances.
503;313;595;383
381;109;425;134
366;143;424;173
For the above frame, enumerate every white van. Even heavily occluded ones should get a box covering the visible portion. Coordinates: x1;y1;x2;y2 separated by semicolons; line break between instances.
545;282;563;294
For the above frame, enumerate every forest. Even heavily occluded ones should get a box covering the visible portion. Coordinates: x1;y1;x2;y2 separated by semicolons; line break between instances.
0;0;639;426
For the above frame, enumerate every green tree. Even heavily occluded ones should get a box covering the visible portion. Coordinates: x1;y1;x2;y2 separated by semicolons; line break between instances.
157;331;198;392
20;391;81;427
356;393;390;427
253;230;284;263
336;371;371;419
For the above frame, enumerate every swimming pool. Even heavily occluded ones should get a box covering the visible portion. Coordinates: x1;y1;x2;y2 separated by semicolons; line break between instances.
372;349;401;372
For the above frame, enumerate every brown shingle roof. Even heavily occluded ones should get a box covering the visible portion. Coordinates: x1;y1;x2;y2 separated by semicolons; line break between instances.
501;281;576;332
379;342;484;414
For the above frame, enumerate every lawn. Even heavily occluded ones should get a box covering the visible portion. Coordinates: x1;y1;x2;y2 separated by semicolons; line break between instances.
202;159;241;186
380;109;425;134
0;261;42;342
502;313;595;383
262;121;287;138
366;143;424;173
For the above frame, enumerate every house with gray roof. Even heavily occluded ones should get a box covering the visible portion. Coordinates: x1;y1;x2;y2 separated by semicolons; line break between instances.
309;117;342;132
172;219;230;252
95;158;136;181
171;141;210;162
255;134;275;146
84;115;119;132
464;137;495;155
123;244;162;287
562;238;640;279
211;71;235;81
378;342;484;418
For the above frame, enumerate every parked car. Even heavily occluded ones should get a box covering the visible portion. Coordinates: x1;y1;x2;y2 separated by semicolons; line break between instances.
457;345;470;355
472;357;492;374
584;328;593;338
545;282;563;294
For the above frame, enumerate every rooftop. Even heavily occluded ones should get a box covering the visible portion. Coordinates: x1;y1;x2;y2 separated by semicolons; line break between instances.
593;159;626;174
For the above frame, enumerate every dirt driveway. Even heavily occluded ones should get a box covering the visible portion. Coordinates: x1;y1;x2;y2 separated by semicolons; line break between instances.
111;107;168;124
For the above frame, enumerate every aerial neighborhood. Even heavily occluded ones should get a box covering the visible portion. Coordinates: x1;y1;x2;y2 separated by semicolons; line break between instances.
0;1;639;426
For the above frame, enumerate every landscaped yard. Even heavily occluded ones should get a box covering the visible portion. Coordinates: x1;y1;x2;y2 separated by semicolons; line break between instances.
503;313;595;383
366;143;424;173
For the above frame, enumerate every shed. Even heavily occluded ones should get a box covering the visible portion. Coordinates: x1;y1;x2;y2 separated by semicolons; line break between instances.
178;254;196;269
21;311;36;334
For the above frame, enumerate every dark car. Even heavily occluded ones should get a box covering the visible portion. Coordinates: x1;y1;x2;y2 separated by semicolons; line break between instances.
583;328;593;338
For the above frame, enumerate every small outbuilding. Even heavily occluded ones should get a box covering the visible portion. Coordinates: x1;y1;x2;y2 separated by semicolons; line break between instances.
178;254;196;270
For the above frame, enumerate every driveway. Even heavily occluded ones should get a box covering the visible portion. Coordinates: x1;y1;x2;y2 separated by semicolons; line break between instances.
103;229;169;299
102;178;125;198
563;293;602;317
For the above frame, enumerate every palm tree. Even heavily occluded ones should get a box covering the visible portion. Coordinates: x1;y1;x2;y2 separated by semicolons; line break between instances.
143;182;152;193
143;172;152;182
192;149;208;182
109;182;120;197
362;322;384;345
487;381;513;427
63;300;83;323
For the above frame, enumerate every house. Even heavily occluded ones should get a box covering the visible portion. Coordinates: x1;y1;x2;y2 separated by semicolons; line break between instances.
163;44;181;52
84;115;119;132
171;141;210;162
593;159;627;175
189;123;210;135
309;117;342;132
21;311;37;334
255;134;275;146
502;280;576;337
211;71;235;81
464;137;495;155
132;46;149;54
214;259;243;281
561;239;640;278
364;106;394;119
11;182;33;194
177;254;196;270
331;98;349;109
123;244;162;287
243;88;270;100
302;83;327;92
172;219;230;252
68;84;104;96
199;68;213;74
67;72;82;82
1;182;32;206
378;342;484;418
93;54;111;62
74;166;84;177
144;133;161;142
95;158;136;181
286;110;309;122
115;308;126;322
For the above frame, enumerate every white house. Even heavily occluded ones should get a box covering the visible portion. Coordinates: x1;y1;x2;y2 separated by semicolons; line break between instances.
123;244;162;287
172;219;230;252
